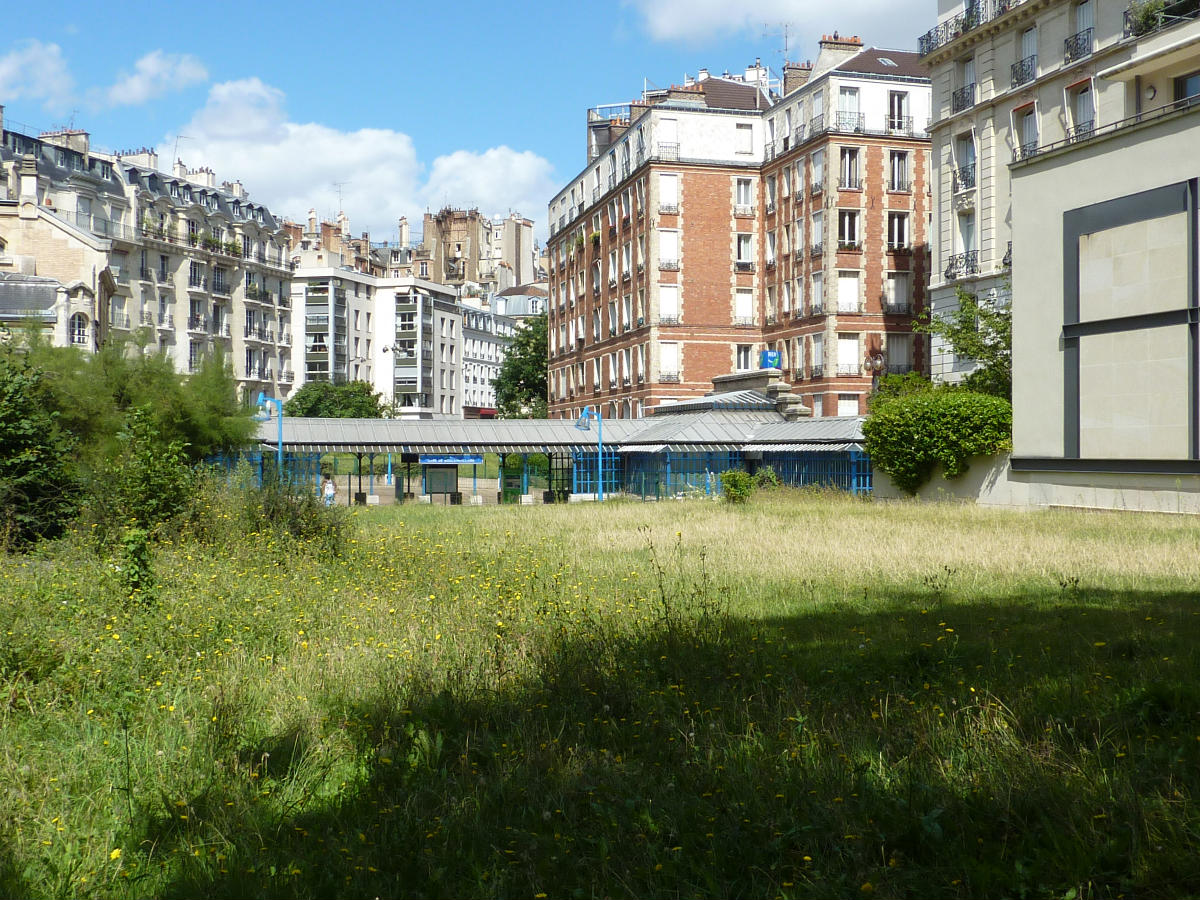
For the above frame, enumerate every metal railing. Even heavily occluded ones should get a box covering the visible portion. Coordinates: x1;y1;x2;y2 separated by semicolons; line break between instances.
1124;0;1200;36
887;115;915;135
954;162;977;191
1064;27;1094;62
659;372;680;383
838;175;862;189
889;178;912;192
810;364;825;378
657;142;679;161
919;0;1027;57
659;202;679;214
834;112;865;132
659;259;680;271
1012;140;1040;162
952;83;976;113
945;249;980;279
837;364;861;376
733;316;756;327
734;261;756;273
734;204;755;217
811;243;824;258
1067;119;1095;142
1011;54;1037;87
883;300;912;315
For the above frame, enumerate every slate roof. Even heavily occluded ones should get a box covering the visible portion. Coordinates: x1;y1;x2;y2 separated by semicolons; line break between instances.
833;48;928;80
700;77;770;111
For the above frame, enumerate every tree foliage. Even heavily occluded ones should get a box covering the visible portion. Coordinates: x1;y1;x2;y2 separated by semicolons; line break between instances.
0;346;79;549
495;314;548;419
916;287;1012;400
863;389;1012;494
283;380;385;418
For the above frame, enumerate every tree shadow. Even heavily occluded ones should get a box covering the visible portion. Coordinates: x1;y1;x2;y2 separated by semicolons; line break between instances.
153;586;1200;899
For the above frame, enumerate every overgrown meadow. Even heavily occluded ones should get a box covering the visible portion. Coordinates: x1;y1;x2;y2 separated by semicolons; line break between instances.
2;490;1200;899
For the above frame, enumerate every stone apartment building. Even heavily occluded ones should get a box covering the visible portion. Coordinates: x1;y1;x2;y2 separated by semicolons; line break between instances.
420;207;537;294
545;39;931;420
0;113;294;402
920;0;1132;381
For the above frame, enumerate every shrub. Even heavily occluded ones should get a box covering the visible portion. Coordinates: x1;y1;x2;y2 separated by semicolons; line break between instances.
753;466;781;489
720;470;754;503
0;350;79;549
863;390;1012;494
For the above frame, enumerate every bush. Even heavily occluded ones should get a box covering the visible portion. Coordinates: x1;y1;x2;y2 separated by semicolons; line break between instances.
752;466;781;489
863;390;1012;494
720;470;754;503
0;350;79;549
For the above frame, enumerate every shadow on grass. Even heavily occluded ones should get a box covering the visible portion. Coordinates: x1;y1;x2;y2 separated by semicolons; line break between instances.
154;587;1200;899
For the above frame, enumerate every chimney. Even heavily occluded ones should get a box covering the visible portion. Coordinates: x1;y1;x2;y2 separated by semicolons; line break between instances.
819;31;863;53
697;67;709;81
337;210;350;239
398;216;410;245
307;208;317;234
18;153;39;214
783;61;814;95
174;159;188;178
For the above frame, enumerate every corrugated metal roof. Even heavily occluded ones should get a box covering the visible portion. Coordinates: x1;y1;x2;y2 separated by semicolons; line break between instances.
652;389;776;414
745;442;862;453
748;416;865;442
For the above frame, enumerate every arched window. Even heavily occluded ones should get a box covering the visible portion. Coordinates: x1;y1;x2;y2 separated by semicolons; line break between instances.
69;313;88;345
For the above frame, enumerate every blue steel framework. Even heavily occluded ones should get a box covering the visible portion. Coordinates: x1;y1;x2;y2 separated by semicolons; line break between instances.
208;451;323;490
761;450;873;495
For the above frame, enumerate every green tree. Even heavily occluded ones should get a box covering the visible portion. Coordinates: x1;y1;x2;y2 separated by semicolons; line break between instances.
916;286;1011;400
495;314;548;418
0;345;79;549
283;380;385;418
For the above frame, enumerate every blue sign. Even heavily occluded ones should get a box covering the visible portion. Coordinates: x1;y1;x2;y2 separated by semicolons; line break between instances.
419;454;484;465
760;350;781;369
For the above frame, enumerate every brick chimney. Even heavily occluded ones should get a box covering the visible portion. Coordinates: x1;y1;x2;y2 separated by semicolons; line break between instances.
783;61;814;96
813;32;865;77
819;31;863;53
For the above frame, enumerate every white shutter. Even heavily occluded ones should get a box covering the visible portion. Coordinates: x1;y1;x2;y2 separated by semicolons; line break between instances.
1021;27;1037;60
838;394;860;416
838;334;860;371
659;230;679;263
1076;0;1093;31
659;118;678;144
838;272;860;312
659;174;678;206
889;334;913;367
659;284;679;318
735;289;753;320
659;341;679;374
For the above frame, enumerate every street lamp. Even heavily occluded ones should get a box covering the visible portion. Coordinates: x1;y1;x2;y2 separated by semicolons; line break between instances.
255;391;284;481
574;405;604;501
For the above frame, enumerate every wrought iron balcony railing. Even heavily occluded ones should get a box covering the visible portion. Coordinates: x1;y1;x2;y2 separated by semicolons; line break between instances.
945;249;980;280
952;83;976;113
1064;27;1094;62
954;162;977;191
1011;54;1037;87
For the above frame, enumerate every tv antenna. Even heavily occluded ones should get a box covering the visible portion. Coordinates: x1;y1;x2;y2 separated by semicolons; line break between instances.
333;181;351;210
763;22;793;61
172;133;192;166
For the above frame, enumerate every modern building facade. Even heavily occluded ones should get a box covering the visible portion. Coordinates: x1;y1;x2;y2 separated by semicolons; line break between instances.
920;0;1130;381
545;38;931;421
1006;2;1200;509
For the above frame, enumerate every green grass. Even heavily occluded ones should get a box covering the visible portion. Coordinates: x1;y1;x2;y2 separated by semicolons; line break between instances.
2;490;1200;898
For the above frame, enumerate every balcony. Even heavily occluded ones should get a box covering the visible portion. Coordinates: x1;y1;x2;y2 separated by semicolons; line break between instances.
811;243;824;258
280;370;294;383
734;204;756;217
1064;26;1094;62
811;301;825;316
187;315;208;332
810;180;824;196
734;261;756;273
945;249;980;280
212;282;231;298
766;200;777;215
889;178;912;193
1012;140;1040;162
734;316;756;327
1124;0;1200;37
919;0;1029;57
656;142;679;161
659;202;680;214
954;162;977;191
1011;54;1037;87
216;322;232;339
157;313;174;330
188;276;208;291
838;300;864;314
951;83;976;113
1067;119;1095;142
883;300;912;315
279;331;291;346
766;258;777;270
837;240;862;252
766;313;777;325
659;372;681;383
887;115;915;135
659;259;680;271
834;112;865;133
837;363;861;376
608;277;618;289
138;266;154;281
810;364;825;378
838;175;862;190
887;242;913;255
659;314;681;325
887;363;915;375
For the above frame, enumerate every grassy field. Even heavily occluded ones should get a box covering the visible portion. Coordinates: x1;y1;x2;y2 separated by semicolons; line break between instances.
2;490;1199;899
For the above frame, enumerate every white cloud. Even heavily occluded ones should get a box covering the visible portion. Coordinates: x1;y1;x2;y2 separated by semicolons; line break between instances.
0;40;74;111
102;51;208;107
174;79;557;242
625;0;928;50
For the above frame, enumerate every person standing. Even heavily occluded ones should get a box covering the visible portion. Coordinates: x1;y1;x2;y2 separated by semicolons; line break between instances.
322;475;337;507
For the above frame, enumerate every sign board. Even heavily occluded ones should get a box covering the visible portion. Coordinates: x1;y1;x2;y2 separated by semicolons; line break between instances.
425;465;459;495
760;349;781;369
419;454;484;466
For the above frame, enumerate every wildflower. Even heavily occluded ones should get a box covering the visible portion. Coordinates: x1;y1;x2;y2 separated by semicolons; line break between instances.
110;848;122;860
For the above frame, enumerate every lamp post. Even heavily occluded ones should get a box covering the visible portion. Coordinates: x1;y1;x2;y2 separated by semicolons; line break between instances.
255;391;284;482
574;405;604;501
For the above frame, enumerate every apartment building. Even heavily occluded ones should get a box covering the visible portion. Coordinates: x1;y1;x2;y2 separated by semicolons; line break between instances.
461;300;519;417
1005;2;1200;508
545;39;931;420
420;207;537;294
760;38;932;417
0;115;294;400
920;0;1129;381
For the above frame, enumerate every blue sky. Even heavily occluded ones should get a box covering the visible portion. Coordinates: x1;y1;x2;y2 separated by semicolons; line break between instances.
1;0;927;242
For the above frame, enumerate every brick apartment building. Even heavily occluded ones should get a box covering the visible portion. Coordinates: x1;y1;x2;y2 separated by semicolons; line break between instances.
545;36;932;419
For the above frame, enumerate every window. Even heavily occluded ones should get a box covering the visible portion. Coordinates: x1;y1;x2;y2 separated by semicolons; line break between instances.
736;344;752;371
838;334;860;376
736;233;753;262
659;284;680;322
838;393;860;416
955;133;977;190
812;333;824;376
888;334;913;373
767;231;777;264
889;151;910;191
885;273;911;312
735;288;754;325
838;211;860;249
954;57;976;111
837;87;861;130
735;123;753;154
839;148;860;189
69;313;88;345
659;230;679;268
659;341;680;378
1067;1;1094;61
837;271;860;313
1019;107;1039;155
659;173;679;212
888;91;910;131
1070;84;1095;139
812;210;825;250
1174;69;1200;103
812;272;825;312
735;177;754;212
888;212;909;248
811;393;824;417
